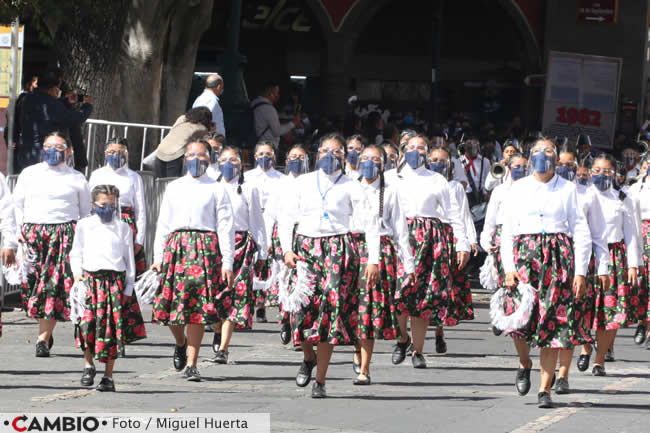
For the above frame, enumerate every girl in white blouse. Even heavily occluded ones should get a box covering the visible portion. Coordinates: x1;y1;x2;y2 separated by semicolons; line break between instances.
150;138;235;382
211;146;267;364
500;138;592;408
391;134;470;370
13;131;91;357
351;144;415;385
89;138;147;344
280;133;378;399
70;185;136;392
0;172;17;339
587;154;641;376
345;134;366;180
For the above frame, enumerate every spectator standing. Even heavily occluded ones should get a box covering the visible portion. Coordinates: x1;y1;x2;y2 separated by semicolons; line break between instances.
251;83;302;152
192;74;225;137
4;74;37;163
61;86;89;172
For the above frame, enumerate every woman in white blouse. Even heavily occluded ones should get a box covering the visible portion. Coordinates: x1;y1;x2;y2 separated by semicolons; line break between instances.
211;146;267;364
587;154;641;376
70;185;135;392
13;131;91;357
150;138;235;382
351;144;415;385
500;138;591;408
280;133;378;399
0;171;17;339
89;137;147;344
391;134;470;370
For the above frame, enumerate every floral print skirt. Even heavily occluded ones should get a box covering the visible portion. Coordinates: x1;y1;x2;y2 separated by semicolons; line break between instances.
255;222;283;309
639;220;650;321
226;231;258;330
22;222;74;321
120;207;147;276
493;224;505;286
290;233;360;346
441;222;473;324
152;230;226;326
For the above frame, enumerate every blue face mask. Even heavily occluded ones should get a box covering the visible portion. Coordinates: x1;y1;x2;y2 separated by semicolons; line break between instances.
385;158;395;170
576;177;590;186
555;165;576;181
404;150;425;169
257;156;273;171
347;150;360;167
624;156;636;169
42;147;65;166
592;174;612;191
317;152;342;175
286;159;304;176
219;161;240;181
531;152;555;174
186;158;209;178
647;165;650;177
429;162;447;176
106;153;127;170
510;167;526;181
210;150;220;164
94;204;116;223
360;160;380;180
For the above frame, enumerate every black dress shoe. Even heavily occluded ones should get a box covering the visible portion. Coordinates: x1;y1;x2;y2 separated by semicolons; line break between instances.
435;335;447;354
516;365;532;396
492;326;503;336
352;350;361;375
391;336;411;365
554;377;569;394
80;367;96;386
48;335;54;349
256;308;267;323
311;381;326;398
173;341;187;371
212;333;221;353
296;359;316;387
592;365;606;376
183;365;201;382
96;376;115;392
537;392;554;408
634;324;647;345
212;350;228;364
577;354;590;372
280;323;291;345
35;340;50;358
352;373;371;386
412;352;427;369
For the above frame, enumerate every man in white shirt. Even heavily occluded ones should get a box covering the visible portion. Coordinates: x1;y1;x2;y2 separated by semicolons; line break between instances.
192;74;225;137
460;137;490;199
251;83;302;152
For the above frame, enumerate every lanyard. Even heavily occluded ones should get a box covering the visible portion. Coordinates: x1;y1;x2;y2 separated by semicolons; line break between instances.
317;170;344;219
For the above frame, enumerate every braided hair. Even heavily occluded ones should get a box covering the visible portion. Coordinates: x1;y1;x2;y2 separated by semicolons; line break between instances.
361;144;388;227
593;153;626;201
216;146;245;194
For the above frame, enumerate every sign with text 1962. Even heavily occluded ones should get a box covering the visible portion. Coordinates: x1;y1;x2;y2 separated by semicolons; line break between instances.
541;51;621;150
577;0;618;24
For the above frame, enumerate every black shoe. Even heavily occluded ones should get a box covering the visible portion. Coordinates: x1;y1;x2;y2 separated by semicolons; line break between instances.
48;335;54;349
516;365;532;396
537;392;554;408
634;325;647;345
352;350;361;375
256;308;267;323
352;373;371;386
550;373;556;389
80;366;96;386
35;340;50;358
173;341;187;371
577;354;590;372
592;365;606;376
412;352;427;369
183;365;201;382
296;359;316;387
605;349;615;362
492;326;503;336
212;350;228;364
212;333;221;353
311;381;326;398
554;377;569;394
280;323;291;345
96;376;115;392
435;335;447;354
391;336;411;365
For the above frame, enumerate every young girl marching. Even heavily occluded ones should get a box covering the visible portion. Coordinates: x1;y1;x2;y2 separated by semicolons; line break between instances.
151;138;235;382
352;144;415;385
70;185;135;392
280;133;379;398
212;146;267;364
391;134;471;369
89;138;147;344
345;135;366;179
13;131;91;357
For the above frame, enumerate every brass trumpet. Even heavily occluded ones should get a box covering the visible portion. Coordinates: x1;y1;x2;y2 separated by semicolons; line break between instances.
490;162;507;180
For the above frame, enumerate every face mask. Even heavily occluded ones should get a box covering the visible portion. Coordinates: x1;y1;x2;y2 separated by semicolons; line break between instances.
385;158;395;170
510;167;526;181
106;153;127;170
466;146;479;159
286;159;305;176
555;165;576;181
317;152;342;175
186;158;209;178
592;174;612;191
624;156;636;169
347;150;360;167
531;152;555;174
429;162;447;176
256;156;273;171
360;160;380;180
219;161;240;181
42;147;65;166
210;150;220;164
94;204;116;223
404;150;425;169
576;177;590;186
647;165;650;177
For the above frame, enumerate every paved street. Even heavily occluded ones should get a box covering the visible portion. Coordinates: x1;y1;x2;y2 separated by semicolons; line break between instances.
1;293;649;433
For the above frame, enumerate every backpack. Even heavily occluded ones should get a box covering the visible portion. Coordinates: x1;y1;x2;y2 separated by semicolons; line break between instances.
242;100;271;149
